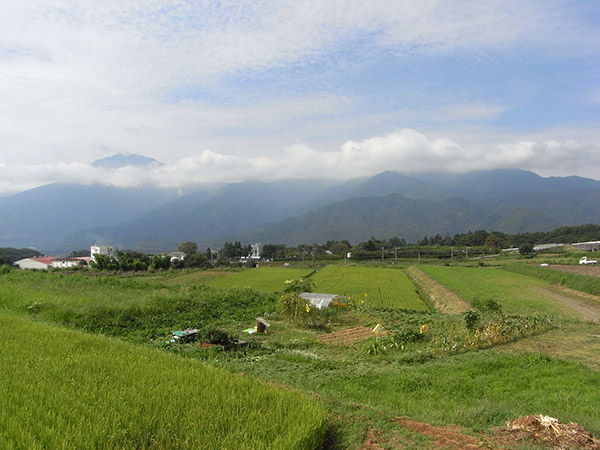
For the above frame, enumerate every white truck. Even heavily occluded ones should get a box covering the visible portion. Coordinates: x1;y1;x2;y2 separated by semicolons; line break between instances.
579;256;597;265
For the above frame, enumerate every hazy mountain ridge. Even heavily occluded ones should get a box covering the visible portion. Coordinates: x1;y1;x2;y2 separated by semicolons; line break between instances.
0;184;181;249
2;168;600;252
235;194;562;245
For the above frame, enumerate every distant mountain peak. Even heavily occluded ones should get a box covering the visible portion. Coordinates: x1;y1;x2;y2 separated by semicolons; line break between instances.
92;154;163;169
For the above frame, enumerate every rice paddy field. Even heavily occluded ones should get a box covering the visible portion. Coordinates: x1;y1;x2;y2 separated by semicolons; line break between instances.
311;265;428;311
205;266;314;292
0;312;326;450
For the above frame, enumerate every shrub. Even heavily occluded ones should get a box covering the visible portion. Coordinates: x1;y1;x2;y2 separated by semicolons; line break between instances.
283;278;314;293
463;310;480;331
472;297;502;315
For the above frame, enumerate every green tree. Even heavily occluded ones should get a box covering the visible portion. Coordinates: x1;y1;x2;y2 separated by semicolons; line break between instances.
519;243;534;256
178;241;198;255
484;233;502;250
184;253;210;268
149;255;171;271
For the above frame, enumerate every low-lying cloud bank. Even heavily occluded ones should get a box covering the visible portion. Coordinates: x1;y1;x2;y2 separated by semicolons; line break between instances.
1;129;598;195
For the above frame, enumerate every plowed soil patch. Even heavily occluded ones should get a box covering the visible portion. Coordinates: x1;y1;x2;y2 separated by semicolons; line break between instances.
394;418;482;449
320;327;377;345
405;266;470;314
550;265;600;278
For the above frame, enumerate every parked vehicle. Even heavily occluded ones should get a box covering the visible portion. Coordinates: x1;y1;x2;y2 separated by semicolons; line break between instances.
579;256;598;265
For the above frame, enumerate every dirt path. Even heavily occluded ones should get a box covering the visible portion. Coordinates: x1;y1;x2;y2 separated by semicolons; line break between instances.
405;266;470;314
537;286;600;322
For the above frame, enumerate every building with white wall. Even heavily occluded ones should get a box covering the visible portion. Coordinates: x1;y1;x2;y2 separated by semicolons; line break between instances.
90;244;116;261
14;257;54;270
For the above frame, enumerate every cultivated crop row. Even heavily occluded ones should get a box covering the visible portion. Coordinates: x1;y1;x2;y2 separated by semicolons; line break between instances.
311;265;427;310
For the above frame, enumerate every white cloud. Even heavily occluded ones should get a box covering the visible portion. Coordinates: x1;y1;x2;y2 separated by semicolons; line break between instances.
1;1;599;192
1;128;598;195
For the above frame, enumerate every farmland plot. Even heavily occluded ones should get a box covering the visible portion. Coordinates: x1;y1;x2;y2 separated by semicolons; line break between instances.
420;266;584;318
0;312;326;449
206;266;314;293
311;265;427;310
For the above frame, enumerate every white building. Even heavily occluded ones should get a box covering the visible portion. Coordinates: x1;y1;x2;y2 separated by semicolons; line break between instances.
250;243;262;260
168;252;186;262
14;257;54;270
572;241;600;252
51;258;91;269
91;244;116;261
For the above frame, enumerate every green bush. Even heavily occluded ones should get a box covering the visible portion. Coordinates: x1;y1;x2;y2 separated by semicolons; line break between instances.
463;310;480;331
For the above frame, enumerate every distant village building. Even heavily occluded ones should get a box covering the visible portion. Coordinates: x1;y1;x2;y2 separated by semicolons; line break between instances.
168;251;186;262
533;243;566;252
90;244;116;261
14;257;54;270
51;257;91;269
572;241;600;252
250;243;262;260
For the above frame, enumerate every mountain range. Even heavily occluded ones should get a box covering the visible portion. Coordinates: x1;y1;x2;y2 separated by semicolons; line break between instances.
1;164;599;254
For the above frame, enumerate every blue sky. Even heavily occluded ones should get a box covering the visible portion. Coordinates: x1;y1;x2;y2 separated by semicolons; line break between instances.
1;0;599;193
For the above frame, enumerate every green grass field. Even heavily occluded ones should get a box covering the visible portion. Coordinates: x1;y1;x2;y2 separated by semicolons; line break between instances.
2;265;600;448
419;265;579;317
311;265;428;310
205;266;314;292
0;270;278;341
0;312;326;449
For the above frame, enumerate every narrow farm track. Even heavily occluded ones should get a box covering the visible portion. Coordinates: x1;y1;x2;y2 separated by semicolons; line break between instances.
405;266;470;314
537;286;600;322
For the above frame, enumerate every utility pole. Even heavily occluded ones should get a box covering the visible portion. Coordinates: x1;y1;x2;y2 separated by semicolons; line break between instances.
394;247;399;264
381;247;385;263
418;252;421;264
451;247;454;260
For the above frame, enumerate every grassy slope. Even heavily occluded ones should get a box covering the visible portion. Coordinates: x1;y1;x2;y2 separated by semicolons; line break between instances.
419;265;579;317
206;267;314;293
0;312;326;450
311;265;428;310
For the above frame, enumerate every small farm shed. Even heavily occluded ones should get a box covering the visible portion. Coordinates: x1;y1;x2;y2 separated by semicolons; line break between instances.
299;293;344;309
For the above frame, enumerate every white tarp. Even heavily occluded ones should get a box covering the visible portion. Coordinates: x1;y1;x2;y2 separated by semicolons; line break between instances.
299;292;342;309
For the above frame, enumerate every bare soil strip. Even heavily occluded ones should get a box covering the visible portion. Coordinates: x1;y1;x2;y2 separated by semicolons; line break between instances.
537;286;600;322
405;266;470;314
550;264;600;278
394;418;482;449
319;326;377;345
